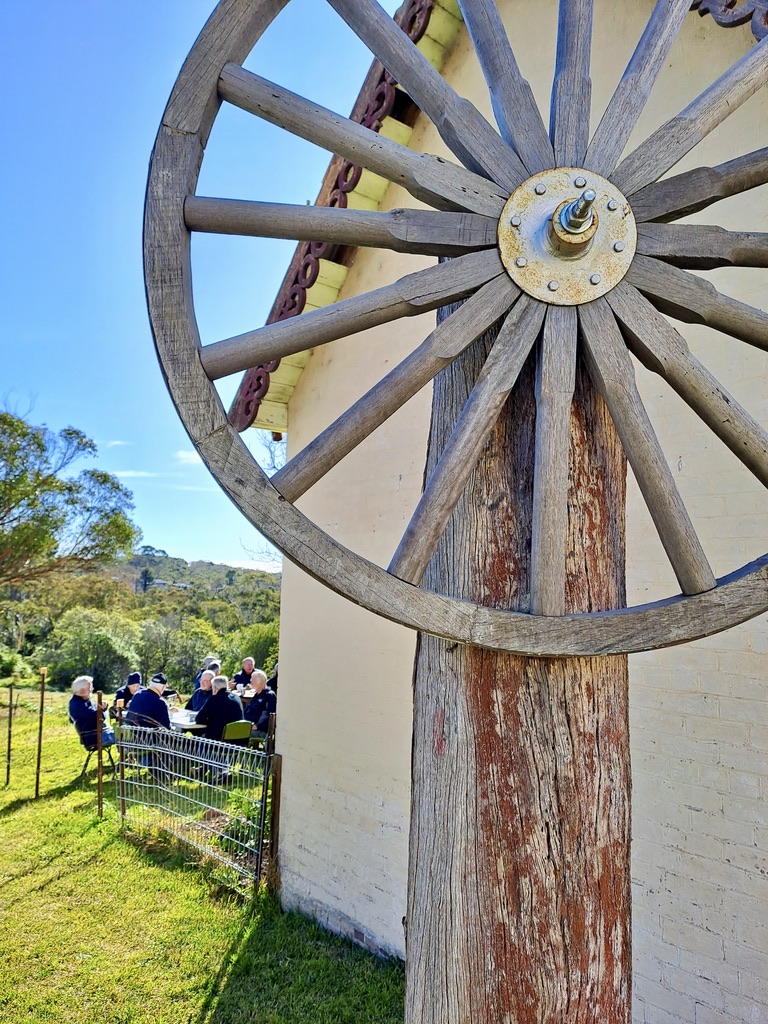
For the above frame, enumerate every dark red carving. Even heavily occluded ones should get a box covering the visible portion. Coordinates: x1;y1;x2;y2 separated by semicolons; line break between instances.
692;0;768;40
229;0;436;432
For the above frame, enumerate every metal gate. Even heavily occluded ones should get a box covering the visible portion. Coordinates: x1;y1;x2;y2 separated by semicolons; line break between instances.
116;725;276;883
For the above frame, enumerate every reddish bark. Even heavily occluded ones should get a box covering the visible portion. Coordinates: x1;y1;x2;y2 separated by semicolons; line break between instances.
406;310;631;1022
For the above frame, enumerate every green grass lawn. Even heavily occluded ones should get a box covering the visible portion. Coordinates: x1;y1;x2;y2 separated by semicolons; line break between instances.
0;684;405;1024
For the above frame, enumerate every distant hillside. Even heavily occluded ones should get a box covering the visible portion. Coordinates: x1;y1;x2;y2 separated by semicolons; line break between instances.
119;547;281;595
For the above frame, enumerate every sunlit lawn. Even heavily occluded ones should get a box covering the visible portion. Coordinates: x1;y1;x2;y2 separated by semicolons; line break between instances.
0;684;404;1024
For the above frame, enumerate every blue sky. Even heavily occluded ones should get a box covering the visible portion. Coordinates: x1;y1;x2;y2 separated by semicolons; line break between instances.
1;0;399;570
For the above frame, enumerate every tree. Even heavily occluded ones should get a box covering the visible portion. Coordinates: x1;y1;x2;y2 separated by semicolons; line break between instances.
137;568;154;592
0;412;139;587
42;607;140;691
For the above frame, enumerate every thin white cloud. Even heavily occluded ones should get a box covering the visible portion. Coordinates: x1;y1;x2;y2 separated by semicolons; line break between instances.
105;440;131;448
114;470;162;479
174;449;203;466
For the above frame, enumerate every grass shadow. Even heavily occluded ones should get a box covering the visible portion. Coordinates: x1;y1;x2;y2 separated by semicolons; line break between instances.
194;889;405;1024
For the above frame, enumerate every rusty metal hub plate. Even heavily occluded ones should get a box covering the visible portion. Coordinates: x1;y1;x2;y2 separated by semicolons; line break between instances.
498;167;637;305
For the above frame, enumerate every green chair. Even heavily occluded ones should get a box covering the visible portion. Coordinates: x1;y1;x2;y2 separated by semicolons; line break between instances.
221;719;252;747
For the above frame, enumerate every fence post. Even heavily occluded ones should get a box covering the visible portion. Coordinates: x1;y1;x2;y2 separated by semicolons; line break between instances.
266;753;282;891
4;681;14;787
34;667;47;799
96;689;104;818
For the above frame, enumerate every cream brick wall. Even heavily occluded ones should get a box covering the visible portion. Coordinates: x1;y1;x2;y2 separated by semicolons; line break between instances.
274;1;768;1014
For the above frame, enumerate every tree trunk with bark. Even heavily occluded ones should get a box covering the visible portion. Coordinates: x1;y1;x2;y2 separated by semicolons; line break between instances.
405;306;631;1023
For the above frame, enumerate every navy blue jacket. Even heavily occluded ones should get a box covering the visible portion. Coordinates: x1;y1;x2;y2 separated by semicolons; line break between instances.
244;686;276;733
125;687;171;730
185;687;211;712
69;694;112;749
195;689;244;741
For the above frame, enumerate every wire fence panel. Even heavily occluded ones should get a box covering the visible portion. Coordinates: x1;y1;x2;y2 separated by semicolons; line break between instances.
116;725;273;883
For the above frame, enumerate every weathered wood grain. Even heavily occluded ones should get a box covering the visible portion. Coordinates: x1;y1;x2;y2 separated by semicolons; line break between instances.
218;64;507;217
325;0;526;192
636;223;768;269
550;0;594;166
612;36;768;196
200;248;504;379
272;276;519;502
630;147;768;222
530;305;577;616
579;298;715;595
585;0;690;176
607;282;768;488
457;0;554;173
627;253;768;351
389;296;545;584
184;196;498;255
162;0;289;142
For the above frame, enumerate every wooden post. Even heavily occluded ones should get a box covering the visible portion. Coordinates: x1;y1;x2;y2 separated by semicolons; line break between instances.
34;667;47;799
267;752;282;892
4;682;14;787
405;310;631;1022
96;689;104;818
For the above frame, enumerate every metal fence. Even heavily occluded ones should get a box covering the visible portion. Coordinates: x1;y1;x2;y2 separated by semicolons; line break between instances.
116;724;275;884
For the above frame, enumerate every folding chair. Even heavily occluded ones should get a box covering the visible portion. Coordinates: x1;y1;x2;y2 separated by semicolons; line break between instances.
221;719;252;747
79;744;116;779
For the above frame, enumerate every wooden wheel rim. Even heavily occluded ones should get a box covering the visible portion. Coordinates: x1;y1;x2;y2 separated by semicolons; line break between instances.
144;0;768;656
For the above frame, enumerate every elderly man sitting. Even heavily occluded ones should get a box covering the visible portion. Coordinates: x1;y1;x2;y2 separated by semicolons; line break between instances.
69;675;115;750
125;672;171;729
195;675;244;741
186;669;213;712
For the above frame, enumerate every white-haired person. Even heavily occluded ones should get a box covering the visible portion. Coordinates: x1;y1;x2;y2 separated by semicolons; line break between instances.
68;675;115;750
185;669;214;712
124;672;171;730
243;669;276;737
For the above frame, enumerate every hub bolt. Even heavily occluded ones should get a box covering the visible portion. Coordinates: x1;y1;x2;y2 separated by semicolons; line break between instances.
515;257;527;268
590;273;602;285
535;183;547;195
548;280;560;292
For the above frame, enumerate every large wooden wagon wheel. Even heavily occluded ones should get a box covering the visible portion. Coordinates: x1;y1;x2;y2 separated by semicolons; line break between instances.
145;0;768;657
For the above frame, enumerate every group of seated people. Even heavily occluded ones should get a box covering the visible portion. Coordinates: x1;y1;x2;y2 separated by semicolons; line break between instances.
68;656;278;753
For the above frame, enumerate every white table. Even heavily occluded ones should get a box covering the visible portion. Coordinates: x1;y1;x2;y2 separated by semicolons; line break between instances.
169;711;205;732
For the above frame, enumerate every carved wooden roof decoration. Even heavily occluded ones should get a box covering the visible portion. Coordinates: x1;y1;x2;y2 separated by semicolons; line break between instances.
693;1;768;40
228;0;452;434
228;0;763;436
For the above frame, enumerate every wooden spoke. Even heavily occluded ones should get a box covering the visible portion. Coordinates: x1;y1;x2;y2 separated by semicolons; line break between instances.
550;0;594;166
611;37;768;197
637;223;768;270
200;248;504;380
272;277;519;503
530;305;577;616
627;254;768;353
607;282;768;490
457;0;554;173
324;0;527;192
185;197;498;256
579;298;715;596
584;0;690;176
218;64;507;218
629;146;768;223
389;296;546;585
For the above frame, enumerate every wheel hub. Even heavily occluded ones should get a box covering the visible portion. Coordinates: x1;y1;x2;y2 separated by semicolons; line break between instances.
498;167;637;305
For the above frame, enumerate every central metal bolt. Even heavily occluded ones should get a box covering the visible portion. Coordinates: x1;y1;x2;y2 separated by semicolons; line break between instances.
560;189;597;234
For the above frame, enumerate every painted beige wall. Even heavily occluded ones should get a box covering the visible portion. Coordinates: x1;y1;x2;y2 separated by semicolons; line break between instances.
275;1;768;1015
